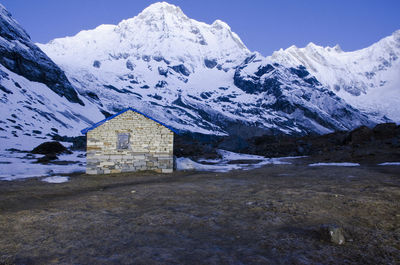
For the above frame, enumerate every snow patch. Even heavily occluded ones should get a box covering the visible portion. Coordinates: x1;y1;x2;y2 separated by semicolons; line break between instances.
176;157;241;172
42;176;69;183
378;162;400;166
0;151;85;181
309;162;360;167
176;150;298;172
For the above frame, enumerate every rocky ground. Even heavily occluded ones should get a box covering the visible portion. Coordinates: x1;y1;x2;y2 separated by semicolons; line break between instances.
0;160;399;265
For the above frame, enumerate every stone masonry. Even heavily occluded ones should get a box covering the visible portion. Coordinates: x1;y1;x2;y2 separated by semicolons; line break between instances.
85;110;174;174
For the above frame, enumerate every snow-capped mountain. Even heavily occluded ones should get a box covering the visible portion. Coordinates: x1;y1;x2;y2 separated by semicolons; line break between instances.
0;4;104;151
270;30;400;122
40;2;249;71
1;1;398;153
38;2;386;137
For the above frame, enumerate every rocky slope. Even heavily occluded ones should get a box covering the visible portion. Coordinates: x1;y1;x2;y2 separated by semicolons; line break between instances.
270;30;400;122
0;4;104;151
0;4;83;105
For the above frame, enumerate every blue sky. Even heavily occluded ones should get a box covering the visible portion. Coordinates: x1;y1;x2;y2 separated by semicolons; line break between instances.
2;0;399;56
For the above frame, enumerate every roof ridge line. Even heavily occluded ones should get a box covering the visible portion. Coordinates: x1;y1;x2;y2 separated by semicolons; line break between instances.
81;107;179;134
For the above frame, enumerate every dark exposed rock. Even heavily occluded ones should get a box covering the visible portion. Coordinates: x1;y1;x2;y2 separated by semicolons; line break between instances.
255;64;274;77
200;92;212;99
153;55;163;62
104;84;122;93
233;71;260;94
158;66;168;77
31;141;72;155
204;58;217;69
289;65;310;78
142;55;151;62
92;60;101;68
36;153;58;163
0;5;83;105
170;64;190;76
152;56;170;65
148;94;162;100
263;78;283;97
100;109;112;118
103;84;134;95
86;91;100;101
304;76;320;86
0;68;9;79
216;96;231;102
0;83;12;94
126;60;135;70
155;81;167;88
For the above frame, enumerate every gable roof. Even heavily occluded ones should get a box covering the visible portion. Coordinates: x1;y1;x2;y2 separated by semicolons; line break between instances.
81;107;179;134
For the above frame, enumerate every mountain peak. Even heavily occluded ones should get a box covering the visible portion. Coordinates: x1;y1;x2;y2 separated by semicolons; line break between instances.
40;1;250;68
138;1;186;19
305;42;318;49
144;1;181;10
333;44;342;52
212;19;231;30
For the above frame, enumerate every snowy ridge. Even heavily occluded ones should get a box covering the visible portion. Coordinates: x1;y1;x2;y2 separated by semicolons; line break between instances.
0;4;104;151
37;2;390;137
39;2;249;70
270;30;400;122
0;65;104;151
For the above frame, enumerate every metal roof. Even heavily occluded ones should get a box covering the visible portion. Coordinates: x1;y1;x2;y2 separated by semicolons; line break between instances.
81;107;179;134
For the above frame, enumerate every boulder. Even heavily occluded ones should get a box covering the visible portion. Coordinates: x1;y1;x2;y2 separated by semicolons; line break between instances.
31;141;72;155
319;224;345;245
36;153;58;163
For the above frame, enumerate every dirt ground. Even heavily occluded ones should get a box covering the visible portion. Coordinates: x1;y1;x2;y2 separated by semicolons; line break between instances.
0;160;399;264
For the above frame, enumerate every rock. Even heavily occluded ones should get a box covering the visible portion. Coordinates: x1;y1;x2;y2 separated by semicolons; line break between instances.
31;141;72;155
157;66;168;77
93;60;101;68
0;5;84;105
36;153;58;163
126;60;135;70
319;224;345;245
170;64;190;76
204;58;217;69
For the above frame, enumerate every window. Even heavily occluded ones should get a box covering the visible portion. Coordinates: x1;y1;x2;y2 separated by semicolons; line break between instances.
117;133;130;149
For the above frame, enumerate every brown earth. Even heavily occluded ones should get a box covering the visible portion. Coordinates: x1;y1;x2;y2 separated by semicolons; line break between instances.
0;161;400;265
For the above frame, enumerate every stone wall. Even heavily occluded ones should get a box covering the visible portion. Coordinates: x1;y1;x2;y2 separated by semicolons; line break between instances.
86;110;174;174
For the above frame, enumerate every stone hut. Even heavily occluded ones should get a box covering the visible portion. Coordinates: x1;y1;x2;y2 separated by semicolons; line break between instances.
81;108;176;175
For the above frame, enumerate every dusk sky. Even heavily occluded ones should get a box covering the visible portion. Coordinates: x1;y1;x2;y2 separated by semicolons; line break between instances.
2;0;400;56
